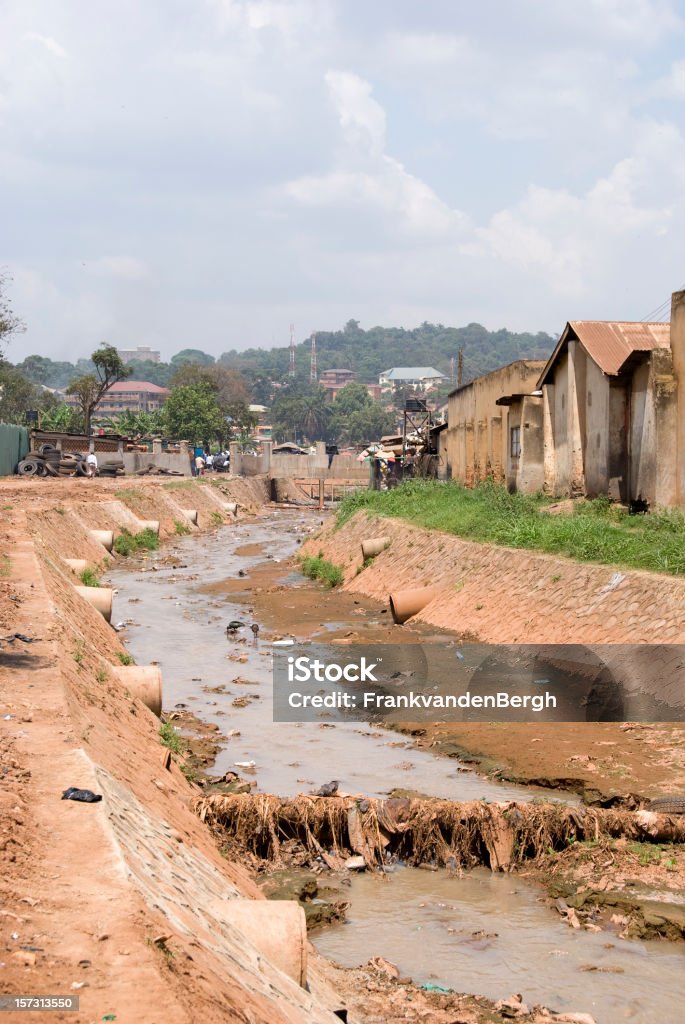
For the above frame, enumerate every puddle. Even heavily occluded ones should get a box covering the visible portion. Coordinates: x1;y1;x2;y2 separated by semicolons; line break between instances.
313;866;685;1024
107;512;575;803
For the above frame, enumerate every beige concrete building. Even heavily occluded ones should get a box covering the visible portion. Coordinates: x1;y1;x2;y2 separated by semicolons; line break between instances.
444;361;545;485
537;290;685;506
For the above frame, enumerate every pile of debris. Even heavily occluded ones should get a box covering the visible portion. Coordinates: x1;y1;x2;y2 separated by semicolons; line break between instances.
18;445;88;477
16;444;126;479
134;464;184;477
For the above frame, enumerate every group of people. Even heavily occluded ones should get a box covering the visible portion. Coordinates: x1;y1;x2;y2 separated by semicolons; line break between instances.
192;449;230;476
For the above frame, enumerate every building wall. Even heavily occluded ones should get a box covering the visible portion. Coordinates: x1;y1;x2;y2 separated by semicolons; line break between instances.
445;361;544;488
506;396;544;493
671;289;685;507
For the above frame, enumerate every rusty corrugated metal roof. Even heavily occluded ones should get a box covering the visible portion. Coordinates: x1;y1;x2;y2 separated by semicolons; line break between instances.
538;321;670;386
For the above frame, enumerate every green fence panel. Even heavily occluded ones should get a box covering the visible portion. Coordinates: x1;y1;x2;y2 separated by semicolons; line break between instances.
0;423;30;476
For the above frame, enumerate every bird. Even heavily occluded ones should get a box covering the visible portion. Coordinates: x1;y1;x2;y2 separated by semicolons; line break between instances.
316;780;339;797
250;623;259;638
226;620;244;634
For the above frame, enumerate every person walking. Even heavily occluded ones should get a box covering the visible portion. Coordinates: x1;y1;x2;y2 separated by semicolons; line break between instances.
194;453;206;476
85;451;98;478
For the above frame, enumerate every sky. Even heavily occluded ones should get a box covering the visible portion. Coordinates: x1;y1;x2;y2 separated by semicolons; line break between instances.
2;0;685;362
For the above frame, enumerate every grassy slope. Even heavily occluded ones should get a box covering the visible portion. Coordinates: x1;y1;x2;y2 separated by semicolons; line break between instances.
338;481;685;576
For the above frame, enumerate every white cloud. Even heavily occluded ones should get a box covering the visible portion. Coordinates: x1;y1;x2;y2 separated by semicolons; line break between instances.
324;70;386;156
23;31;68;58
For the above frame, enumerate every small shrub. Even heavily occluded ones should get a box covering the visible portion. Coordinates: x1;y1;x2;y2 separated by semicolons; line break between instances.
159;721;185;754
210;510;223;526
114;527;159;556
116;651;135;666
174;519;191;536
79;568;101;587
95;668;107;683
299;555;344;588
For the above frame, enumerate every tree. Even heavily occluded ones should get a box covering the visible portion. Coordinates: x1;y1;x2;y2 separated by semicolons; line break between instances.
168;363;254;437
0;363;57;425
0;272;24;359
66;344;131;437
162;381;225;445
270;380;330;444
38;402;84;432
170;348;215;367
328;383;395;446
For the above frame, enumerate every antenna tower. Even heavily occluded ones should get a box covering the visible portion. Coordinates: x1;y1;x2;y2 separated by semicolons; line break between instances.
310;332;317;382
457;347;464;388
289;323;296;376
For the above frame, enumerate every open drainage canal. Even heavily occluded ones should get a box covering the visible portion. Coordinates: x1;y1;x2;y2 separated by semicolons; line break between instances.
107;511;685;1022
108;511;570;803
314;866;685;1023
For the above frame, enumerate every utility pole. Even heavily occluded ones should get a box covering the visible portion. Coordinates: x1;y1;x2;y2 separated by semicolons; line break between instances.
310;332;317;383
289;323;296;377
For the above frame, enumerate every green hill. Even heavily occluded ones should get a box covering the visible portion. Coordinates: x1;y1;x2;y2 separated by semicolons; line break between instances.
218;320;556;386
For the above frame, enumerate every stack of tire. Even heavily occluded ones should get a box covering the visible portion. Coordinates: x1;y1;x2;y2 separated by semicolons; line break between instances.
98;458;125;478
17;444;90;478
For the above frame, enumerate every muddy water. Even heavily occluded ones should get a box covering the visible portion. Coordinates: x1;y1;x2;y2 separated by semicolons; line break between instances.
107;512;569;803
314;866;685;1023
107;512;685;1021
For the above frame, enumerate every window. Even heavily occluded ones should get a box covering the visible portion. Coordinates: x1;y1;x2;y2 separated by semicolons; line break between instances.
510;426;521;459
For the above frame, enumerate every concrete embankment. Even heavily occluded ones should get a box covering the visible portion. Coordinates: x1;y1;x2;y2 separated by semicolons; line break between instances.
0;476;346;1024
303;511;685;646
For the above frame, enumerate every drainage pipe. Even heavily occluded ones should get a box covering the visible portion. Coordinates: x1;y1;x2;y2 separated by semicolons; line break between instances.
389;585;441;625
111;665;162;717
210;899;307;987
181;509;198;524
75;585;113;622
223;502;238;517
137;519;160;535
89;529;114;551
64;558;89;575
361;536;391;559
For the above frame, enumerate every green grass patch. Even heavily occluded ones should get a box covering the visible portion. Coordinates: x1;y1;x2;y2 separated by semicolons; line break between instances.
162;480;195;490
113;527;159;556
336;480;685;576
159;721;185;754
115;650;135;666
210;510;223;525
0;554;9;577
299;554;344;588
174;519;191;536
79;567;101;587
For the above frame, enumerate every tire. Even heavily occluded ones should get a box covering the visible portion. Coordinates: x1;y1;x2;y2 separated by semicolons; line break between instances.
17;460;38;476
58;466;75;476
43;461;58;476
39;444;58;455
76;461;89;477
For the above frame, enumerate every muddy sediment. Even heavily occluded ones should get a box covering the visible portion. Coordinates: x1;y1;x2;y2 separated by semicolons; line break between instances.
3;476;588;1024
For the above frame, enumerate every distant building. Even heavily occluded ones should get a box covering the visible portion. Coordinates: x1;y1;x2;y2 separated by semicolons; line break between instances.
117;346;161;364
319;368;357;402
379;367;447;391
91;381;169;417
445;361;545;487
366;384;382;401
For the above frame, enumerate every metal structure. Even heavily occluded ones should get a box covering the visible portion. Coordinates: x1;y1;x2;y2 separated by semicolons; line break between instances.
289;323;296;377
310;332;317;382
402;396;433;458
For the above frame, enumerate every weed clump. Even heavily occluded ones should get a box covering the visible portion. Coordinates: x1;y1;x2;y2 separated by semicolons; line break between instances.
113;528;159;556
79;567;101;587
159;721;185;754
115;650;135;666
174;519;191;536
299;554;344;588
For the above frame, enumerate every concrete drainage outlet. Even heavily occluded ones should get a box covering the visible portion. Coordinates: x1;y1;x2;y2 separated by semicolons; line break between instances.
111;665;163;717
389;585;442;625
74;585;113;622
64;558;89;574
89;529;114;551
136;519;160;535
210;899;308;988
181;509;198;524
361;536;391;559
